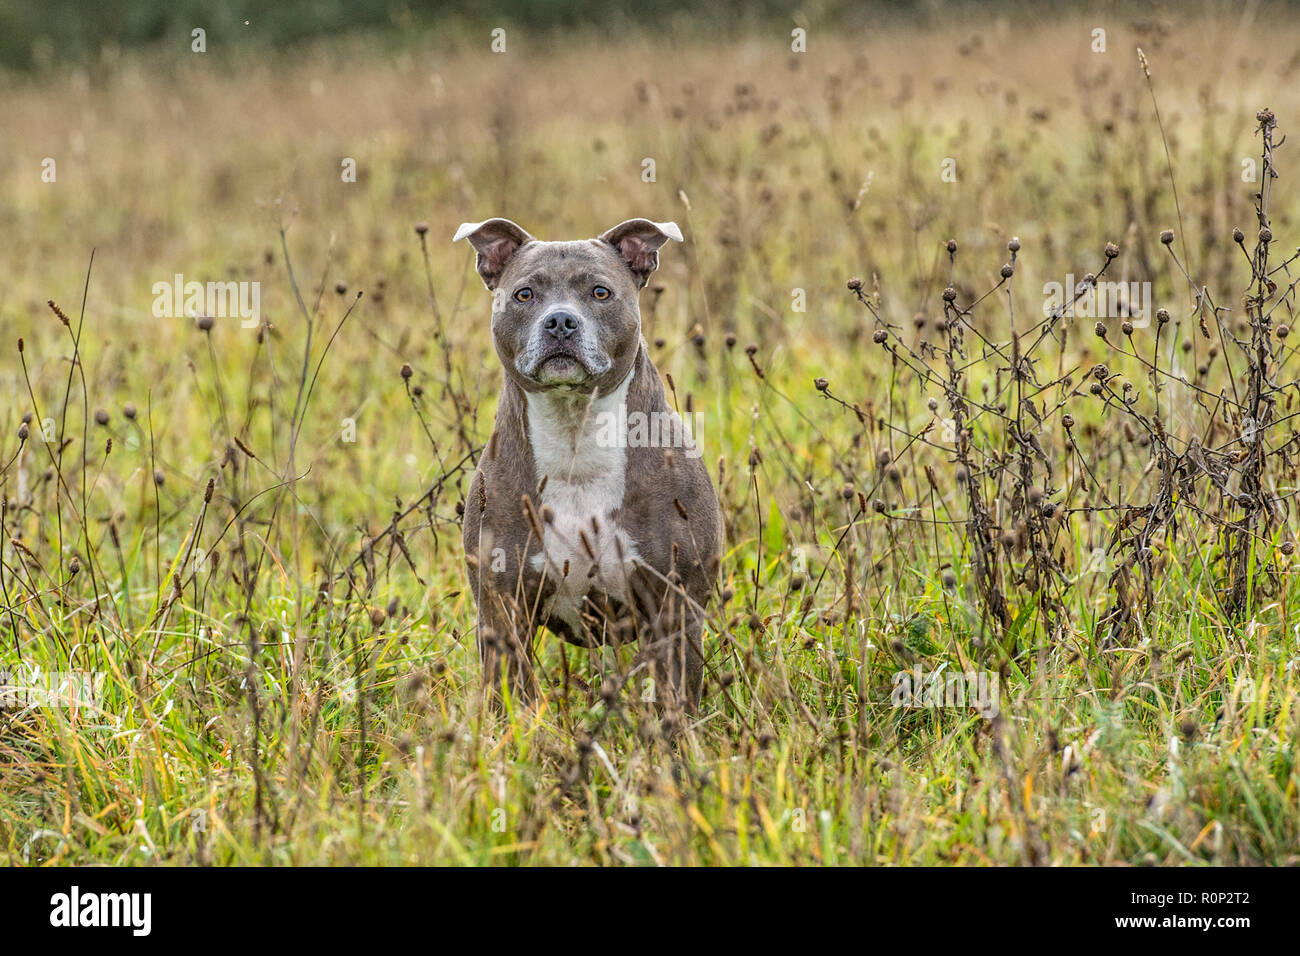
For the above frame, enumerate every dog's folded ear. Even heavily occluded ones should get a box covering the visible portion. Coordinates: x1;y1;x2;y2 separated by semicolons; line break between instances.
453;218;535;290
599;219;683;288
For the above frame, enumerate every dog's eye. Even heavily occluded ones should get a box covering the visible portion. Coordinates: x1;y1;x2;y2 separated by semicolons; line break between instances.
592;286;611;301
513;288;533;303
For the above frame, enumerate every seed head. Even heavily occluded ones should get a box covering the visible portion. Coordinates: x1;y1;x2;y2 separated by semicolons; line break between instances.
846;277;863;291
196;315;215;332
48;300;71;326
1104;242;1119;259
123;402;137;420
1259;227;1273;243
400;362;413;380
814;377;829;392
1094;322;1107;338
872;329;888;344
1159;229;1174;245
942;287;957;303
945;239;958;254
1232;227;1245;244
94;408;109;426
1007;237;1021;253
1000;263;1014;279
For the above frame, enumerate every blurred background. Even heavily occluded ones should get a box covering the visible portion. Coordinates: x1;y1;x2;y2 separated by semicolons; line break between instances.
0;1;1123;72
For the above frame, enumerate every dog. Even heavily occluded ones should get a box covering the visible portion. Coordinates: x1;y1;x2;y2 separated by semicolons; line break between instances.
454;217;722;715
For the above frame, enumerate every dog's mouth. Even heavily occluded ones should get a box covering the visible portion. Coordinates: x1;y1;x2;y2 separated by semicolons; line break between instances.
536;353;586;381
522;348;610;387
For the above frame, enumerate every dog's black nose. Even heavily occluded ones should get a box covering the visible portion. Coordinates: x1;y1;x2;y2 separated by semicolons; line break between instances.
543;311;580;339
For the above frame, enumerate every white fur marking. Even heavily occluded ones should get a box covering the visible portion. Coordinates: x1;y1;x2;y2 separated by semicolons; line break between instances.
525;370;639;631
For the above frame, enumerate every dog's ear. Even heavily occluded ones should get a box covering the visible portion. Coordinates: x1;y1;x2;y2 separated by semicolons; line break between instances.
453;218;534;290
599;219;683;288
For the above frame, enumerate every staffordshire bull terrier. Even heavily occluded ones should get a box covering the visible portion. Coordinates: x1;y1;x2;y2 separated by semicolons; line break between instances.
455;217;722;714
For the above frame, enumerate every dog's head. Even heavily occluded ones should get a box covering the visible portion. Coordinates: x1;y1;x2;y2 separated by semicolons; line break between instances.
453;218;681;394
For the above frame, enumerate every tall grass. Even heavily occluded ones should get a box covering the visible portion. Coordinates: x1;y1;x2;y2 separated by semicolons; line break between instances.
2;13;1299;864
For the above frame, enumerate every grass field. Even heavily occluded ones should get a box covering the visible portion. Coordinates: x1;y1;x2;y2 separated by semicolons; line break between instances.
3;8;1300;865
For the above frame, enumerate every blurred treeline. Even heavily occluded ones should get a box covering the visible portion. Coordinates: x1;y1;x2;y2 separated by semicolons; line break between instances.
0;0;1160;73
0;0;808;71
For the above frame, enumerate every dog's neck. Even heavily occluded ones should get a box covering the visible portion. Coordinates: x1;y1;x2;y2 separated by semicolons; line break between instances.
522;361;636;486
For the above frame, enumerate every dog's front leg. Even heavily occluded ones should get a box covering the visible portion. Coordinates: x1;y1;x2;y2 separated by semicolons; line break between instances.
476;590;537;708
630;570;705;717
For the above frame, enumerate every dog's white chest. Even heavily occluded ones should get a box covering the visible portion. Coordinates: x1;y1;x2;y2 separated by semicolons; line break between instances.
524;376;639;630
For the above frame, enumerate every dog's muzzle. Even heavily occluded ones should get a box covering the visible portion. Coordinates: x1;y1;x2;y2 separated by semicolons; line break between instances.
517;309;612;386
